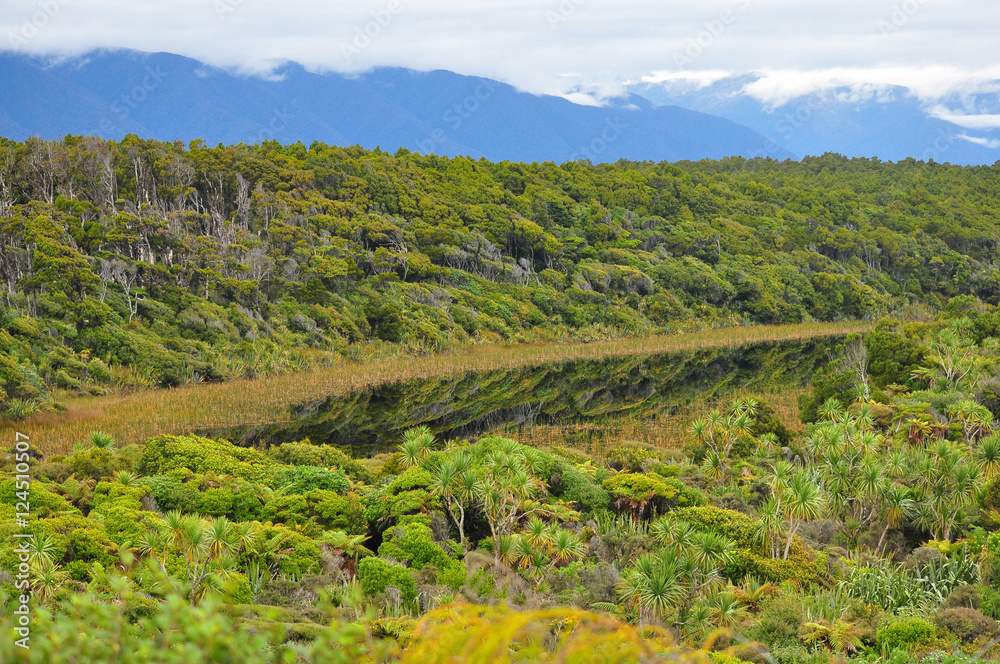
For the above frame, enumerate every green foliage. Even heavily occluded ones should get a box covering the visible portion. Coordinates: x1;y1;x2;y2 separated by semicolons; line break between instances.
357;556;418;604
876;617;936;652
138;435;280;484
377;522;461;576
8;139;1000;403
270;441;373;483
276;465;350;495
554;464;610;512
602;473;678;518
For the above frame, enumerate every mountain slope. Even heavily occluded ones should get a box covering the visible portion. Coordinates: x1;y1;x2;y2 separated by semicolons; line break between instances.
630;75;1000;166
0;50;791;162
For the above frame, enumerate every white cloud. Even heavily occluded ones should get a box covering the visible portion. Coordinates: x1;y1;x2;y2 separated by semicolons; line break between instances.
957;134;1000;149
641;70;733;88
929;106;1000;130
740;66;1000;107
1;0;999;103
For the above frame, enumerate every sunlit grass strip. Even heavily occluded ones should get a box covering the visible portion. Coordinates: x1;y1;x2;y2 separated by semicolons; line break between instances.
6;321;863;454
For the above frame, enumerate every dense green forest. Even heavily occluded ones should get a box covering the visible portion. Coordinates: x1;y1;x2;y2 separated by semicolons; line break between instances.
3;135;1000;416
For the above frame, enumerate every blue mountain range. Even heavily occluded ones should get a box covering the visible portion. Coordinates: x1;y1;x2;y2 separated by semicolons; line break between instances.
0;50;790;163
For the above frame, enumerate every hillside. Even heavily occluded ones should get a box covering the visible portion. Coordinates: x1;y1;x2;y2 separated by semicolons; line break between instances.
2;136;1000;416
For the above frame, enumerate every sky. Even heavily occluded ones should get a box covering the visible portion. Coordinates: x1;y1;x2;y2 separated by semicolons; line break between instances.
3;0;1000;109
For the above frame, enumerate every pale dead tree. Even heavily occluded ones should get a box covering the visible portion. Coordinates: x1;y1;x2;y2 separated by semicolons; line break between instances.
110;260;145;322
95;259;114;303
160;154;195;212
243;246;274;282
22;137;59;204
99;149;118;212
235;174;252;231
843;337;871;402
77;138;107;209
0;147;14;218
204;173;227;229
127;145;157;207
55;139;78;201
252;182;275;233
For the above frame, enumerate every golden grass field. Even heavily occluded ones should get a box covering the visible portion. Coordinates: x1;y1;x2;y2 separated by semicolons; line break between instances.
2;321;863;455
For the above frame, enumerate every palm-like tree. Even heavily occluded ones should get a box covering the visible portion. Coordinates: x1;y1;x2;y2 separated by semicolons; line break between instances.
692;531;735;569
818;397;845;422
976;435;1000;479
707;590;748;629
113;470;139;486
429;454;474;550
689;400;757;482
26;532;60;566
783;473;825;560
753;498;786;559
496;534;521;569
523;516;551;549
30;558;69;604
549;529;585;566
204;516;237;559
619;553;684;624
876;484;914;553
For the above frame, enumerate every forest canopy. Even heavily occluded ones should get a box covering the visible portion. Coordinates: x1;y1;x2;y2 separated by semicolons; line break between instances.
2;135;999;411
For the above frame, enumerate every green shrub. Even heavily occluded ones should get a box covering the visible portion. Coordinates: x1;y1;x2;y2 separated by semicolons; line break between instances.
276;466;350;495
554;463;610;512
943;585;981;610
137;475;200;513
876;617;936;651
377;522;460;575
748;598;802;649
270;441;373;483
69;447;126;480
357;557;417;604
138;435;281;484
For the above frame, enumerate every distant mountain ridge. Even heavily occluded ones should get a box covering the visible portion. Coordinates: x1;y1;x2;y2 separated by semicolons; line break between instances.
0;50;792;163
628;75;1000;166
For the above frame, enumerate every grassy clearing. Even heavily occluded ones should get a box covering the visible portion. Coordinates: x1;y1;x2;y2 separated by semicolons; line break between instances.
3;321;861;455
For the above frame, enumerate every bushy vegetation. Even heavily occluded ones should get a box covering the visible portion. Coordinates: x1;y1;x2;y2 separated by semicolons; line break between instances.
4;136;1000;415
9;304;1000;661
7;137;1000;661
